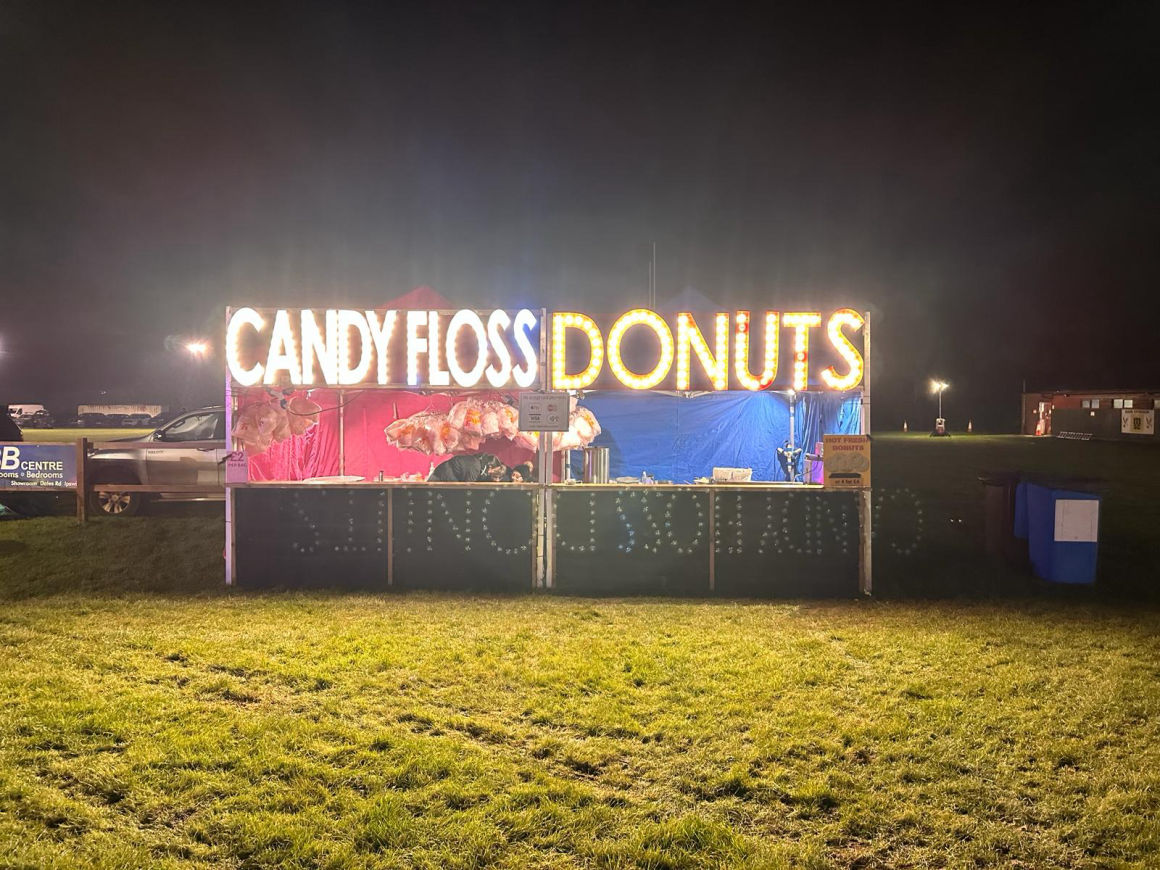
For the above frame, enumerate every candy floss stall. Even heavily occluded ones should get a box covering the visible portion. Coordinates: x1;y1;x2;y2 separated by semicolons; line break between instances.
222;290;872;595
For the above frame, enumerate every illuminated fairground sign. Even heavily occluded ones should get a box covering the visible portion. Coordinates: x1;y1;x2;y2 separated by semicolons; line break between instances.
226;307;865;392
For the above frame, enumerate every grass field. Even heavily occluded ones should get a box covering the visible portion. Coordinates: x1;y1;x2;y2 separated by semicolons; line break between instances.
2;435;1160;867
868;434;1160;597
1;594;1158;869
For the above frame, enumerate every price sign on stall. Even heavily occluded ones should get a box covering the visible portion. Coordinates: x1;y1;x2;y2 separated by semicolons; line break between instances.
518;392;570;431
822;434;871;489
224;451;250;484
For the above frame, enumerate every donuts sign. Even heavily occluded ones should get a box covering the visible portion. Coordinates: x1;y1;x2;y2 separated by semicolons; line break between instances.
225;306;866;392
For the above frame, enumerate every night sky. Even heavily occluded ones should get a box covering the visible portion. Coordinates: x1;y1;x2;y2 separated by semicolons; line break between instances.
2;1;1157;428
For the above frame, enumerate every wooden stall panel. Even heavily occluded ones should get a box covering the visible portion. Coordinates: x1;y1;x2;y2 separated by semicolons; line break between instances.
554;489;710;595
235;487;389;589
553;487;859;596
713;489;859;597
392;486;536;592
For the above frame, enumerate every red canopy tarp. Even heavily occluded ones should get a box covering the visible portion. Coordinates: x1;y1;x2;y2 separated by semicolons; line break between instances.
244;389;539;481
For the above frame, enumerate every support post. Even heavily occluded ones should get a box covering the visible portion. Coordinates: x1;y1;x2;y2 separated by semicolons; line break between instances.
545;486;555;590
225;486;237;587
536;434;551;589
859;310;873;595
75;438;88;524
339;398;346;476
224;365;235;586
861;311;872;435
386;488;394;587
531;486;543;589
707;489;716;592
535;307;551;590
858;489;872;595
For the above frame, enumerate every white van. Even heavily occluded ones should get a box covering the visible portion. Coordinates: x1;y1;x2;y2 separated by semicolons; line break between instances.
8;404;46;418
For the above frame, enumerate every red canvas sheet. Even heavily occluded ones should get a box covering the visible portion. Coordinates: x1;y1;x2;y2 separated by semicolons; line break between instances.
241;389;537;481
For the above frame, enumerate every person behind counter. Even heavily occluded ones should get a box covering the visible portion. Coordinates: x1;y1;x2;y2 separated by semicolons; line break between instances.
507;463;533;483
428;452;507;482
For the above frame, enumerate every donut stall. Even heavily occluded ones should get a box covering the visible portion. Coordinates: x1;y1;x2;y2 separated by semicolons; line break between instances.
222;287;872;595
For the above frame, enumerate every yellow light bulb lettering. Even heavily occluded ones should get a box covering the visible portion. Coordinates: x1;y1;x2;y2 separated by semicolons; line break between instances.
733;310;779;390
607;309;674;390
552;312;604;389
676;312;728;390
783;312;821;391
820;308;865;390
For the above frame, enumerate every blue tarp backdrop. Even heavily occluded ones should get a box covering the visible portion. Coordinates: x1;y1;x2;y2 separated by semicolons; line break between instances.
574;391;862;482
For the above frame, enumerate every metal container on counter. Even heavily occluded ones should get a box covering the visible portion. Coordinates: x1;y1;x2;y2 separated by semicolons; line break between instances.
582;446;610;484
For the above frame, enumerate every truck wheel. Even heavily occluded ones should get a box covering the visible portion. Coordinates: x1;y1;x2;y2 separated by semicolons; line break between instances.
89;486;145;517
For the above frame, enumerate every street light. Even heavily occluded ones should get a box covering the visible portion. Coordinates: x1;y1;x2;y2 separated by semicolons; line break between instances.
185;340;210;358
930;379;950;416
930;379;949;434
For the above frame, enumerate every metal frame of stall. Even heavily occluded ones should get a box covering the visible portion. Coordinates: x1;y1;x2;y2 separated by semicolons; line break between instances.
223;308;872;595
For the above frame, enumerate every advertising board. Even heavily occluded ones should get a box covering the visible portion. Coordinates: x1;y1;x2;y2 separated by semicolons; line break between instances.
822;434;871;489
518;392;570;431
0;443;77;489
1121;409;1155;435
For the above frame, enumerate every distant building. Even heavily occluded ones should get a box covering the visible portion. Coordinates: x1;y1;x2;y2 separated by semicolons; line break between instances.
1022;389;1160;440
76;404;165;417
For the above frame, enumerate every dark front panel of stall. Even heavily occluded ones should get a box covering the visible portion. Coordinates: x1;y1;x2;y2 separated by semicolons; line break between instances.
553;488;859;596
712;490;859;596
554;489;710;594
235;488;389;589
392;487;535;591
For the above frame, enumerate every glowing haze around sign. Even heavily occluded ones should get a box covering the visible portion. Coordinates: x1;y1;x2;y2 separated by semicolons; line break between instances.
226;307;864;391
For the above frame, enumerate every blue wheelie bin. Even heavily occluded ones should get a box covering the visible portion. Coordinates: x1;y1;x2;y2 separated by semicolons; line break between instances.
1014;479;1101;584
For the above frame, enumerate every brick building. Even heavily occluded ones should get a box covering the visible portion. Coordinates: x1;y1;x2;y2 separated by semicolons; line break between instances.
1022;389;1160;440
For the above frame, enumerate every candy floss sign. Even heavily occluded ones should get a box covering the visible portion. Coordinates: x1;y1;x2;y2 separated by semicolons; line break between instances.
226;307;542;391
226;306;866;393
0;444;77;489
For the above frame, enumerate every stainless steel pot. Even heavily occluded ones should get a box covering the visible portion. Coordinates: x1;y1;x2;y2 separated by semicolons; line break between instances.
581;446;610;484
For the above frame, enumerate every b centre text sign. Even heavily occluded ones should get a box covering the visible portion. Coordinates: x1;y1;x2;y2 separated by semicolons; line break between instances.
0;444;77;489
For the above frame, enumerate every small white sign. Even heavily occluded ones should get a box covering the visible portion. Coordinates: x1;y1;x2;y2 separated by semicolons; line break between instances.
518;392;570;431
224;451;250;484
1054;499;1099;543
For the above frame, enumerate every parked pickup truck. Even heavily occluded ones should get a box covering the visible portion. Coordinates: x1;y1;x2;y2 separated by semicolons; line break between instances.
87;406;228;516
